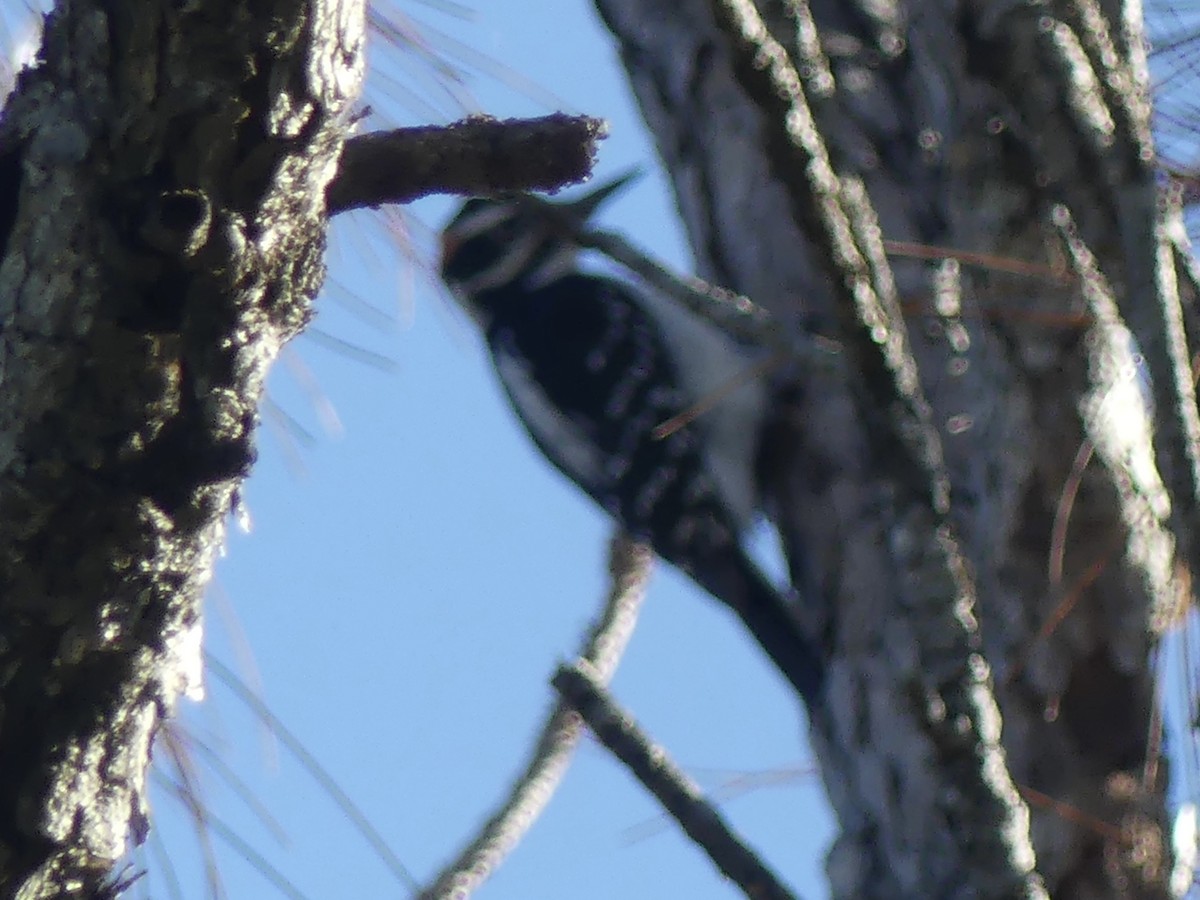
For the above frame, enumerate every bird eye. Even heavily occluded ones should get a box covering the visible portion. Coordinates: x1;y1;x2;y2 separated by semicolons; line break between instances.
440;200;530;285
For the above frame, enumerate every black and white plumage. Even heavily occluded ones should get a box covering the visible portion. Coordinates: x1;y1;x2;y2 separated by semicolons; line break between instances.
440;176;823;706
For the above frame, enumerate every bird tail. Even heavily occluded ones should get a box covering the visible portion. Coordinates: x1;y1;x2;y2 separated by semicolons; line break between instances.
693;552;825;708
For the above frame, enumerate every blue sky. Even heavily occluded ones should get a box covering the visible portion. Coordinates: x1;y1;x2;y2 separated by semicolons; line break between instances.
144;2;835;898
0;0;1180;896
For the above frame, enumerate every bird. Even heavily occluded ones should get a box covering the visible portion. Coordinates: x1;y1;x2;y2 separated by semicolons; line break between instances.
439;174;824;707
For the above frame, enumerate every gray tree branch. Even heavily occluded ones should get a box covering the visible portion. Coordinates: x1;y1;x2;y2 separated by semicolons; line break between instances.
420;534;652;900
327;114;607;213
553;661;803;900
592;0;1182;896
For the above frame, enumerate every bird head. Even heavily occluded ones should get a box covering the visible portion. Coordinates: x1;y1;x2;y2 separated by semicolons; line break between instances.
439;171;639;309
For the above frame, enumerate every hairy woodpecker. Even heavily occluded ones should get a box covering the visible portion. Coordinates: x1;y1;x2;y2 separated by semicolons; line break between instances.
440;176;823;707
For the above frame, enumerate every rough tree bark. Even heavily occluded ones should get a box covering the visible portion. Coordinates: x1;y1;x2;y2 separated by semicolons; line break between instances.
593;0;1191;898
0;2;611;895
0;2;365;895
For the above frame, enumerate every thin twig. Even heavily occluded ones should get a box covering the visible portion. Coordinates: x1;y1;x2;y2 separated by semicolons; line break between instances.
1048;438;1096;589
147;824;185;900
579;228;773;341
157;726;226;899
1017;785;1124;843
618;762;816;846
882;239;1070;283
180;731;292;846
204;654;421;894
419;534;653;900
552;662;802;900
154;773;315;900
651;350;787;440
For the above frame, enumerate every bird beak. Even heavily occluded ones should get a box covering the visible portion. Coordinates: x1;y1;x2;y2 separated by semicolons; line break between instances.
558;168;641;221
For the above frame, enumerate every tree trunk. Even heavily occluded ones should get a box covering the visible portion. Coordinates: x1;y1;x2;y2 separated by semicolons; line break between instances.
0;1;363;895
1;0;1189;897
593;0;1188;897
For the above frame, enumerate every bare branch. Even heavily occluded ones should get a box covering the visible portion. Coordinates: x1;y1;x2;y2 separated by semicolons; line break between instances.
552;661;802;900
420;534;652;900
327;114;608;213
